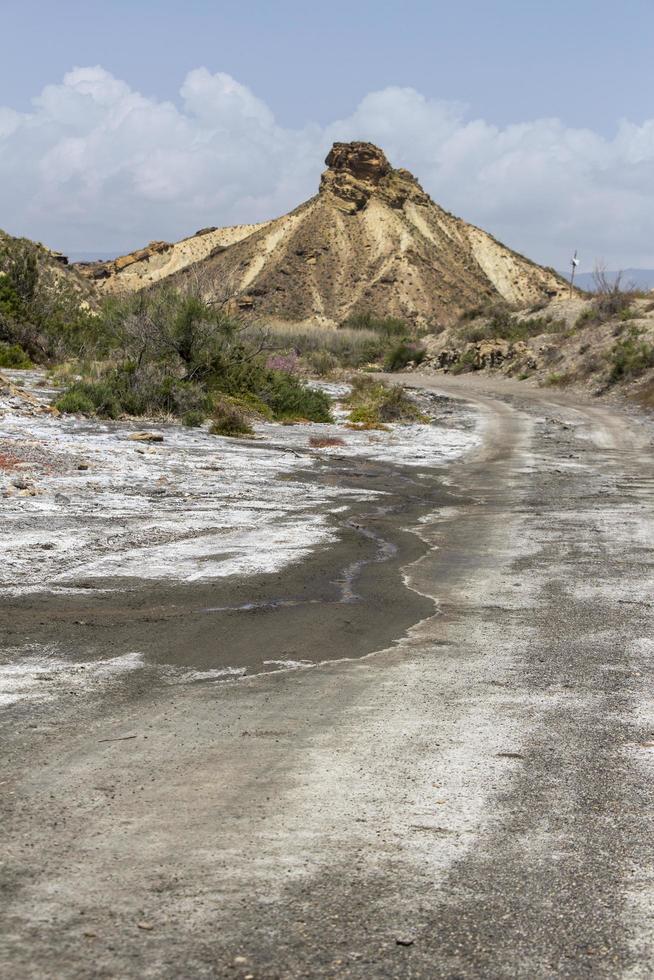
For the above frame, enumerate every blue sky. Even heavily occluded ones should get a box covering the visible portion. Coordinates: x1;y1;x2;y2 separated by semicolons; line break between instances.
1;0;652;269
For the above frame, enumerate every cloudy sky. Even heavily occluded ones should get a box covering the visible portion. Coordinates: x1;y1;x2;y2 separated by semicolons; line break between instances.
1;0;652;270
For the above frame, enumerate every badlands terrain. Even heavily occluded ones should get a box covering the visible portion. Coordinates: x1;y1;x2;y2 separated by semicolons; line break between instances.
2;366;654;978
75;142;568;325
1;141;654;978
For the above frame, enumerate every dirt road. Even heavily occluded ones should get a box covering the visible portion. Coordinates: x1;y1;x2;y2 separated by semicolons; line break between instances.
2;375;653;978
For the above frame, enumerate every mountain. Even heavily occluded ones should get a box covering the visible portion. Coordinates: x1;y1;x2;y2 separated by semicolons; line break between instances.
75;142;569;326
567;269;654;292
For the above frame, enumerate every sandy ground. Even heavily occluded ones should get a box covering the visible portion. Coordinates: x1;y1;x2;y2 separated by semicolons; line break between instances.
1;373;654;978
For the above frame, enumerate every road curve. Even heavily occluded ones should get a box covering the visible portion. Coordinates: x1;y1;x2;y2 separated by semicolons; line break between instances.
2;375;654;979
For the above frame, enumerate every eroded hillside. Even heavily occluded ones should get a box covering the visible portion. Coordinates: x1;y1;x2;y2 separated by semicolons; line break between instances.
75;142;569;326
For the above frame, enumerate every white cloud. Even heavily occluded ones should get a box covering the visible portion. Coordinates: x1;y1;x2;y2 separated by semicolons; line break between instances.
1;66;653;269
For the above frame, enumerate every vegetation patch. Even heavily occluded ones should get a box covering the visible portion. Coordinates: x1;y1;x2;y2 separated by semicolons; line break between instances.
182;409;206;428
0;233;98;362
457;305;565;344
53;287;334;424
383;341;426;372
0;341;32;369
544;371;572;387
575;268;645;329
449;348;477;375
250;312;425;376
345;376;426;428
341;312;408;338
608;327;654;383
209;396;255;438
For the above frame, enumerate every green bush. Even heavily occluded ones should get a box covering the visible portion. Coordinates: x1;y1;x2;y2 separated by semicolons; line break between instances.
346;376;425;427
256;372;332;422
0;341;32;368
384;342;426;372
458;309;565;344
209;398;254;437
608;328;654;383
0;232;100;362
449;348;477;374
55;388;96;415
51;287;336;425
544;372;569;387
182;410;206;427
55;368;212;420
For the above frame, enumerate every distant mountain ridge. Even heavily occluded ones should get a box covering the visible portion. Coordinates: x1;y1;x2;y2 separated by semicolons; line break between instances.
564;269;654;292
74;141;570;325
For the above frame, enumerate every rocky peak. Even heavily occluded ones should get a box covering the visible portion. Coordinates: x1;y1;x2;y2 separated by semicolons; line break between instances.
319;141;429;213
324;142;391;183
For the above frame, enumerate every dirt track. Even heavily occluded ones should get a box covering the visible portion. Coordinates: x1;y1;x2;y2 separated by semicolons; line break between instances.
2;374;654;978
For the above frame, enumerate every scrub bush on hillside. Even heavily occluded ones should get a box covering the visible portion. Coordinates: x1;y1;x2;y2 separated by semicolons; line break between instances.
0;235;98;362
55;287;332;424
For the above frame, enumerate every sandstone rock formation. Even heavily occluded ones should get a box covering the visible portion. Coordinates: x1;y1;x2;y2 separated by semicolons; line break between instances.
76;142;569;325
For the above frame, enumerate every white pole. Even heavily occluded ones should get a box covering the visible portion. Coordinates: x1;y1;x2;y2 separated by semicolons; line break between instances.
569;250;578;297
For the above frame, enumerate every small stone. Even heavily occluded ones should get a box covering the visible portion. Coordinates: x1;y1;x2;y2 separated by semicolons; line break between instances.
128;432;164;443
77;463;89;471
396;936;415;947
137;921;154;931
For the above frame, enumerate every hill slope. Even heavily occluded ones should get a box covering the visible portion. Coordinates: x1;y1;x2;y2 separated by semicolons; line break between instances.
76;142;568;326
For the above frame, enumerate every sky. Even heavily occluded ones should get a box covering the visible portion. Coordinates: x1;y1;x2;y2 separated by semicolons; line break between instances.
1;0;652;270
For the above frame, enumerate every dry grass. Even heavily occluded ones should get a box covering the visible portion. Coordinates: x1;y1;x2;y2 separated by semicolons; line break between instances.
308;436;346;448
241;322;385;370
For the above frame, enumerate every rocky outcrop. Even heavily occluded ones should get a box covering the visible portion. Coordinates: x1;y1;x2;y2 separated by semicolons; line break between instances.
424;336;540;374
78;240;173;280
319;141;430;214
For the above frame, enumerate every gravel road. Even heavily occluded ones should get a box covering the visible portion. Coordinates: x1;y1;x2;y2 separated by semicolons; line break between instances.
2;374;653;979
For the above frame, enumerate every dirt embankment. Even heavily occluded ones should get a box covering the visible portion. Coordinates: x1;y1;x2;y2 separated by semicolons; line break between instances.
414;293;654;409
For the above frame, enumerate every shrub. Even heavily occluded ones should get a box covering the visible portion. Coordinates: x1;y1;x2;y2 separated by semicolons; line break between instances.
52;287;335;425
182;410;206;427
449;348;477;374
544;372;570;387
575;267;641;328
54;368;213;420
608;328;654;383
345;376;425;427
458;309;565;344
303;349;339;376
255;372;332;422
0;341;31;368
209;398;254;437
383;341;426;372
0;233;100;362
55;380;121;418
55;388;96;415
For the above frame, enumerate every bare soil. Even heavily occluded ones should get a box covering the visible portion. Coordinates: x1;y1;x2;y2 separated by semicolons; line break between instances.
2;374;654;979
